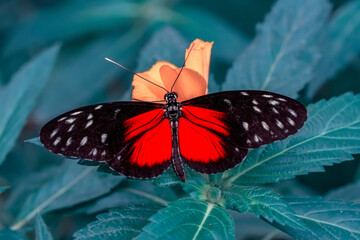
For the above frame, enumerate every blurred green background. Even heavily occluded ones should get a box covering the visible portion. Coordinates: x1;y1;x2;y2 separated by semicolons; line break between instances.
0;0;359;239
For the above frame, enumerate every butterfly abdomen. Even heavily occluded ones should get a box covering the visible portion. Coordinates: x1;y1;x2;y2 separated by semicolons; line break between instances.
170;120;186;182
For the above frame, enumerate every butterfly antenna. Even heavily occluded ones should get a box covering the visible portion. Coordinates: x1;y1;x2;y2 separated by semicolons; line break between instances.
170;43;195;92
105;58;169;93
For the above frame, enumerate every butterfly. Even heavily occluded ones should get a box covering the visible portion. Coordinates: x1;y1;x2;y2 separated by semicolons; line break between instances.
40;83;307;182
40;40;307;183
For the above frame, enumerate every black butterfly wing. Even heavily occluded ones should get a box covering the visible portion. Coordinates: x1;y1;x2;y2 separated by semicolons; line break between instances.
40;102;172;179
179;90;307;173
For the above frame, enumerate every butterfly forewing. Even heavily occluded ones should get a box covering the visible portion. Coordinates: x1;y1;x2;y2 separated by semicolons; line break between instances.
40;102;172;178
182;90;307;149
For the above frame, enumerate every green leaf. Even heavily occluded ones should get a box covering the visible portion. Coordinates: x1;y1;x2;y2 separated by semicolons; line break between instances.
277;197;360;240
174;7;249;62
224;93;360;185
25;137;43;147
84;182;176;214
36;214;54;240
11;161;124;230
222;185;304;229
0;185;9;195
0;45;59;166
0;230;26;240
136;26;188;72
326;180;360;203
34;31;141;122
73;204;163;240
224;0;330;98
4;0;138;54
307;1;360;98
138;198;235;240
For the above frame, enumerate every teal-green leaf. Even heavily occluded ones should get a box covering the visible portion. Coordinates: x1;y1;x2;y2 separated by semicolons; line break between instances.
224;93;360;185
12;161;124;230
36;214;54;240
0;185;9;195
224;0;331;98
34;33;141;121
0;45;60;166
138;198;235;240
83;182;177;214
307;1;360;98
278;197;360;240
326;180;360;203
136;26;188;72
25;137;43;147
0;230;26;240
73;204;163;240
4;0;138;54
222;185;304;229
174;7;249;62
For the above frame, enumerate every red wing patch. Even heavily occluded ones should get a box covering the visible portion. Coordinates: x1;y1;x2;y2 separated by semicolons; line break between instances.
179;106;229;163
123;109;171;167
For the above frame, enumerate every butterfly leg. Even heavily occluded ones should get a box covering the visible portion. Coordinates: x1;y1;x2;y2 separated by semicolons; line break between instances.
170;120;186;182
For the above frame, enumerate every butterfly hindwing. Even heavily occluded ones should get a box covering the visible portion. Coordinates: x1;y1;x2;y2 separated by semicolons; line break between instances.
182;90;307;149
178;106;248;174
40;102;171;178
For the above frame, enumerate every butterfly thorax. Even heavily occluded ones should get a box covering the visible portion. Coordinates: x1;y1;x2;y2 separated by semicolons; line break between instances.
164;92;182;120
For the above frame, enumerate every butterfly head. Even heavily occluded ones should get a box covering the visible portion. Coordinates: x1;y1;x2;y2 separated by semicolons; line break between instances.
165;92;178;103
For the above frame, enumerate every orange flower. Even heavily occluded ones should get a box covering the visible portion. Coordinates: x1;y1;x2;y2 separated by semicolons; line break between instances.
132;39;214;102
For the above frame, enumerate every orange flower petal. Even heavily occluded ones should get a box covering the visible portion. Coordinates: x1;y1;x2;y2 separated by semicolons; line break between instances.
159;65;207;102
132;39;213;102
185;39;213;90
132;61;177;101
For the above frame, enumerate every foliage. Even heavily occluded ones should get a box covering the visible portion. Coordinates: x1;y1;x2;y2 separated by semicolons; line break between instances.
0;0;359;239
35;214;53;240
0;45;59;166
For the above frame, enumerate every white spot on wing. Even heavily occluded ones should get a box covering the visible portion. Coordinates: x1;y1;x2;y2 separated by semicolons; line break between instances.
254;135;260;142
71;111;82;116
58;117;67;122
246;139;251;144
272;107;279;114
92;148;97;156
276;119;284;129
262;94;273;98
261;121;269;131
278;98;287;102
68;124;75;132
50;129;58;138
235;147;239;152
241;92;249;96
242;122;249;131
287;117;295;126
224;99;231;105
53;137;61;146
101;133;107;143
95;105;103;110
66;118;76;124
101;150;106;156
269;100;279;105
252;99;258;105
288;109;297;117
114;109;121;117
66;137;72;146
80;136;88;146
85;120;93;128
253;106;262;112
87;114;93;120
